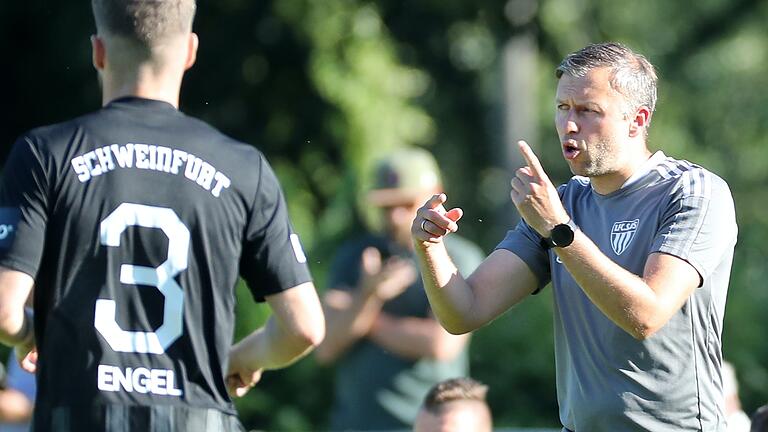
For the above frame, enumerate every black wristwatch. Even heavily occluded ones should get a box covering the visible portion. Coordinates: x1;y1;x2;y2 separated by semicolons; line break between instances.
540;219;578;249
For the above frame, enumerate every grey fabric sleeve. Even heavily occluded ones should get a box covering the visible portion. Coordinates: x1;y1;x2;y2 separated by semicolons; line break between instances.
495;219;551;293
652;169;737;284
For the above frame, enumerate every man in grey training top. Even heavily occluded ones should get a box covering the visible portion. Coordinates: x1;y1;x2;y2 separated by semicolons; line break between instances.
411;42;737;431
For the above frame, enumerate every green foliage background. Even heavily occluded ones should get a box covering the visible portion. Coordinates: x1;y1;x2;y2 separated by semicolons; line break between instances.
2;0;767;429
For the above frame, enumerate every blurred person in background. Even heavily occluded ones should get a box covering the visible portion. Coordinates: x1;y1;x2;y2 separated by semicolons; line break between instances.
751;404;768;432
316;148;484;430
723;361;751;431
0;350;35;432
412;42;737;431
413;377;492;432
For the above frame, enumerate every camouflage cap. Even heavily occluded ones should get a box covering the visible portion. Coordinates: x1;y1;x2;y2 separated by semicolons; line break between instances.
367;147;442;207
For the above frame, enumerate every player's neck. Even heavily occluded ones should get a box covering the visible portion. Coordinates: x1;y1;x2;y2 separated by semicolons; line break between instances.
101;67;183;108
590;147;653;195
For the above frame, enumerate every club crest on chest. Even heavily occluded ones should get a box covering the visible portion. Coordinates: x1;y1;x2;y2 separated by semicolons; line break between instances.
611;219;639;255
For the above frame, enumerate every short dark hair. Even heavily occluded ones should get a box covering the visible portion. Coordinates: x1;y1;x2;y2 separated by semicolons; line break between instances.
556;42;658;115
92;0;196;46
422;377;489;414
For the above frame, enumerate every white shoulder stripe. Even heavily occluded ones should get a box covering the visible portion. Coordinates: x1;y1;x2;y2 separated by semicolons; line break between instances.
682;171;691;196
655;158;685;179
655;158;705;179
679;167;711;198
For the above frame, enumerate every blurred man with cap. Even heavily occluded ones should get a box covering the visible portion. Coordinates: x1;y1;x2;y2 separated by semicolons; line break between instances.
316;147;485;431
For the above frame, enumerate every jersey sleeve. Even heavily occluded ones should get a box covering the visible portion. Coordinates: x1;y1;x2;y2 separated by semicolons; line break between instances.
652;169;738;284
494;218;551;293
0;135;50;278
239;156;312;301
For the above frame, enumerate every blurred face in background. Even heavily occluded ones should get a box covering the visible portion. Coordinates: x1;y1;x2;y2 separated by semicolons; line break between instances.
413;400;492;432
380;195;427;248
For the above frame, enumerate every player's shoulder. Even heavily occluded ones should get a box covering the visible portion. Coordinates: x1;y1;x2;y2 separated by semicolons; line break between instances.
20;111;97;150
175;113;267;162
654;156;732;199
9;113;101;166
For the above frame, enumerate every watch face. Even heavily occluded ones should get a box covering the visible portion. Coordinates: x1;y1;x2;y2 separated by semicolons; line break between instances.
551;223;574;247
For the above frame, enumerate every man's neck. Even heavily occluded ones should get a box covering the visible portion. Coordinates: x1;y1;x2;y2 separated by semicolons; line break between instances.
101;67;183;108
590;148;653;195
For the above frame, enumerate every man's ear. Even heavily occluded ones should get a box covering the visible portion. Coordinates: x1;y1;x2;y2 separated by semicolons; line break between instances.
91;35;106;71
184;33;199;70
628;106;651;138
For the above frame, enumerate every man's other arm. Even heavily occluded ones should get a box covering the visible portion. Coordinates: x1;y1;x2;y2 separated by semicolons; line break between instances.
413;194;539;335
227;281;325;397
0;267;35;371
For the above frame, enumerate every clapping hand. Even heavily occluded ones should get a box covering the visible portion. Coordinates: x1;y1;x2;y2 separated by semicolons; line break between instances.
360;247;417;301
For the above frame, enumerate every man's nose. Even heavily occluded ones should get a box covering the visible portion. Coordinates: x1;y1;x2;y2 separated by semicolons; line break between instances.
565;118;578;134
562;109;579;134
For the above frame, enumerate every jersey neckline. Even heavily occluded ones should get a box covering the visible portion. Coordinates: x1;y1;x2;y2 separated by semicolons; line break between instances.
105;96;178;112
589;151;668;201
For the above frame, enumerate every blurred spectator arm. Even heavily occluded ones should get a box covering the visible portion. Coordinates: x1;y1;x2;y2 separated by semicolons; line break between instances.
314;286;383;364
367;311;469;361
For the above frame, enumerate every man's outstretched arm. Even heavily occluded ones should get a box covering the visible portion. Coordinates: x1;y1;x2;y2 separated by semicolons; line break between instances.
227;281;325;397
412;194;538;334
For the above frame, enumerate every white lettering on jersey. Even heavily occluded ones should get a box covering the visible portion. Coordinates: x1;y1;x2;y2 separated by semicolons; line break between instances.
611;219;640;255
97;364;183;396
156;146;173;173
111;143;135;168
69;144;232;198
196;161;216;190
85;151;102;177
95;147;116;173
211;172;231;198
134;144;150;169
290;233;307;263
0;224;13;240
184;154;201;180
170;149;187;174
71;156;91;182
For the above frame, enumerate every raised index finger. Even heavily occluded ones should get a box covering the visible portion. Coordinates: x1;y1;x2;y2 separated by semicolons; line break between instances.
517;140;550;182
425;193;447;211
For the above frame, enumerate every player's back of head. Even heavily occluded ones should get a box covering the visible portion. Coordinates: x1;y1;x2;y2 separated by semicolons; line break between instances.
92;0;196;43
91;0;197;68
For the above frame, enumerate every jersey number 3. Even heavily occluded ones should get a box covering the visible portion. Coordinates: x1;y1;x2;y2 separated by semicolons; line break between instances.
94;203;190;354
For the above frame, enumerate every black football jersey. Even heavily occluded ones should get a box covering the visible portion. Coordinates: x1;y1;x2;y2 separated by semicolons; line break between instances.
0;97;312;431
